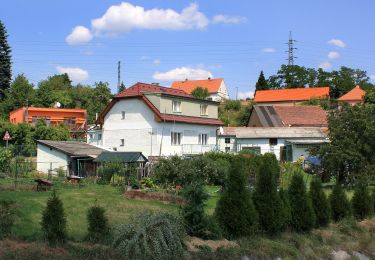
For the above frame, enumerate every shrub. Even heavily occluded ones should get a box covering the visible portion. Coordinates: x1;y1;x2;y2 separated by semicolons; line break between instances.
309;177;331;227
224;100;241;111
0;200;17;239
215;158;258;239
180;182;220;239
351;180;374;220
329;183;351;222
41;190;67;245
280;162;312;190
55;166;66;178
112;211;185;260
279;188;291;230
0;147;12;174
140;177;157;189
253;153;285;235
86;204;109;243
288;174;315;232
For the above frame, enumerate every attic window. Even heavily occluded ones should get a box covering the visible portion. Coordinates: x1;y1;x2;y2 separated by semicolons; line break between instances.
172;100;181;113
200;104;208;115
269;138;278;146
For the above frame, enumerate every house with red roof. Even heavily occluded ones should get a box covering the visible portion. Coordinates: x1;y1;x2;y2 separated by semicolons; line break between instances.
248;105;328;127
171;78;229;101
91;82;223;157
254;87;330;106
338;85;365;105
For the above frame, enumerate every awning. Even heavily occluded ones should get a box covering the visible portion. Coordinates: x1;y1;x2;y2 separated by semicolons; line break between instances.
286;139;329;144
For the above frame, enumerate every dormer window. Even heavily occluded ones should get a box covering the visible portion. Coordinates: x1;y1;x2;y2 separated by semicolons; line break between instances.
200;104;208;116
172;100;181;113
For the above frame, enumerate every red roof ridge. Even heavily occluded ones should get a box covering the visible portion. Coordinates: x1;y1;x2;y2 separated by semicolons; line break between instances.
254;87;330;102
338;85;365;101
171;78;224;94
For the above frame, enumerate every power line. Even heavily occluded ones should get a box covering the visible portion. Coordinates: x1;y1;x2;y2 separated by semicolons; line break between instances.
286;31;297;65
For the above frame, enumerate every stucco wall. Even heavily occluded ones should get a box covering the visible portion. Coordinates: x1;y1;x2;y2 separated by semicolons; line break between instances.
37;143;69;174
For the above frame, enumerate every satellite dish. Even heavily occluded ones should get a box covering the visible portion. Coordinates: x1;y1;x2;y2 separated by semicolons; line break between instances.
54;102;61;108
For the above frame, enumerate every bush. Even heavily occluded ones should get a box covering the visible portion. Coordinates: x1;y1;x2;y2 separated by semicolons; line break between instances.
224;100;241;111
288;174;315;232
279;188;291;230
329;183;351;222
0;200;17;239
253;153;285;235
112;211;185;260
280;162;312;190
86;204;109;243
309;177;331;227
41;190;67;245
180;182;221;239
140;177;157;189
351;180;374;220
0;147;12;174
215;158;258;239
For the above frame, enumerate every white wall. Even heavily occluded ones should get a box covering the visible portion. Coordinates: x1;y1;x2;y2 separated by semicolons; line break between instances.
102;99;218;157
87;129;102;147
37;143;69;174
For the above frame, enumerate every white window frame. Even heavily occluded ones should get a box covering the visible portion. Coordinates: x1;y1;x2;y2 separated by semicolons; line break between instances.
200;104;208;116
198;133;208;145
172;100;181;113
120;139;125;146
171;132;182;145
121;111;126;120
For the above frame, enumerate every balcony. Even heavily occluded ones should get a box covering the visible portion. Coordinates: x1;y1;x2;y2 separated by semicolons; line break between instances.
181;144;218;155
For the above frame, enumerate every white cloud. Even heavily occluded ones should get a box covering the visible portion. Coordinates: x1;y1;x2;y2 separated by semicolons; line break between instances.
262;48;276;53
56;66;89;82
212;14;247;24
237;91;254;100
91;2;209;35
328;39;346;48
318;61;332;70
65;26;93;45
328;51;340;59
140;56;150;61
153;66;213;81
153;59;161;65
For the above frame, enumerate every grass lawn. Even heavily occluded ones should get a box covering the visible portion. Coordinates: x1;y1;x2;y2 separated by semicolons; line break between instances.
0;178;179;241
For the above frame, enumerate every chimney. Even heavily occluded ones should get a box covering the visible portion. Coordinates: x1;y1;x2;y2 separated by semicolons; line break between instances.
184;78;188;82
208;77;211;80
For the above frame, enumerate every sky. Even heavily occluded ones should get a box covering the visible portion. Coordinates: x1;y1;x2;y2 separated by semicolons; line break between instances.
1;0;375;99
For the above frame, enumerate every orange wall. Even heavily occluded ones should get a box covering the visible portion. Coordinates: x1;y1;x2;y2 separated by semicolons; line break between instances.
9;107;87;128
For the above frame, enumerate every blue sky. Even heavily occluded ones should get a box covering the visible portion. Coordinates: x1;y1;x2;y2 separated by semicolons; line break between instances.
1;0;375;98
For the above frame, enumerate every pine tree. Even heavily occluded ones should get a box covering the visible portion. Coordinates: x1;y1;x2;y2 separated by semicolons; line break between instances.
253;153;284;235
309;177;331;227
255;71;268;91
41;190;67;245
215;158;258;239
329;183;351;222
0;20;12;100
86;203;109;243
118;81;126;93
180;182;209;238
351;180;374;220
288;174;315;232
279;188;291;230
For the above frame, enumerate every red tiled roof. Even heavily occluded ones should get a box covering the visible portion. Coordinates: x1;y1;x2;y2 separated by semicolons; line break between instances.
117;82;191;98
254;87;330;103
338;86;365;101
171;78;223;94
274;106;327;127
98;82;223;126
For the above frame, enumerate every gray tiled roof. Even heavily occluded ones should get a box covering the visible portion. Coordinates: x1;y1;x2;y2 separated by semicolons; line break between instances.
37;140;105;158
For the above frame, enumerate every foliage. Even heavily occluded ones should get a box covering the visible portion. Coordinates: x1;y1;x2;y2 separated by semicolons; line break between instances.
237;102;253;126
191;86;210;99
0;200;17;239
215;158;258;238
309;177;331;227
351;180;374;220
316;104;375;184
112;211;185;260
41;190;67;245
253;153;285;235
0;147;12;173
280;162;312;190
0;20;12;100
279;188;291;230
86;203;109;243
223;99;241;111
255;70;268;91
140;177;157;189
364;88;375;104
288;174;315;232
329;183;351;222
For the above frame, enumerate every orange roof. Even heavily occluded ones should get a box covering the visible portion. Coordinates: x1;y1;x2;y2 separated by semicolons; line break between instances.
338;86;365;101
254;87;330;103
171;78;223;94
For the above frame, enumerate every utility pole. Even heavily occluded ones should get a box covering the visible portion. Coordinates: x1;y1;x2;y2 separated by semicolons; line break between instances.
286;31;297;65
117;61;121;93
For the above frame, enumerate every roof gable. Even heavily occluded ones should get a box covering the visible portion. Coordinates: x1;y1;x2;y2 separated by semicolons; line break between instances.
171;78;223;94
338;86;365;101
254;87;330;103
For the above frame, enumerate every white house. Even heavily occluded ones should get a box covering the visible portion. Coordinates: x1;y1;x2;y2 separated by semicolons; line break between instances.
91;82;223;157
218;127;329;161
171;78;229;102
